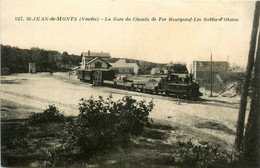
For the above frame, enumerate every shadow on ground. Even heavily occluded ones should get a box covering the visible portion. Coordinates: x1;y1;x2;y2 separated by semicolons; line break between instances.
194;121;235;135
1;118;232;168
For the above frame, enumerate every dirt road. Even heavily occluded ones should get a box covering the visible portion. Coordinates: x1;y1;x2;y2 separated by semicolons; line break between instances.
1;72;245;148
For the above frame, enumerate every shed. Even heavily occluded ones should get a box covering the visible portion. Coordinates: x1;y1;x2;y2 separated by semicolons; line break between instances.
29;63;37;73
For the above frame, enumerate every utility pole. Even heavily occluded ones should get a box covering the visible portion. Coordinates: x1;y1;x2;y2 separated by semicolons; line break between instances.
234;1;259;152
210;53;213;97
226;55;229;76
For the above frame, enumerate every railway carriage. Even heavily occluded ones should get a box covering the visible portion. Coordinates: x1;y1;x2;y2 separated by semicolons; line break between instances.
77;69;202;99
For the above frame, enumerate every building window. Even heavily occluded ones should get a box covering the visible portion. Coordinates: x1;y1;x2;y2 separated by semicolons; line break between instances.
95;62;102;68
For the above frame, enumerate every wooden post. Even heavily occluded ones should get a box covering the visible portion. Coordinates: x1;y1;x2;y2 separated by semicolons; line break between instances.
234;1;260;152
210;53;213;97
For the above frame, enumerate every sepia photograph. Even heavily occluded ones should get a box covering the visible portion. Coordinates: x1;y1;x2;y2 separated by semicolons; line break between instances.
1;0;259;167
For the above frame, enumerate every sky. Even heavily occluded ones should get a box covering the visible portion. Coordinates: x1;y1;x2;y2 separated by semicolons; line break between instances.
1;0;257;67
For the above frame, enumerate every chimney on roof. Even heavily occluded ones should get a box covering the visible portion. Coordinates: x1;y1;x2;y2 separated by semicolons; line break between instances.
88;50;90;56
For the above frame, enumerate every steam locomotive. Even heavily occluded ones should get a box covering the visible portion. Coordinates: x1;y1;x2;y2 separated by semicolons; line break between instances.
77;69;202;99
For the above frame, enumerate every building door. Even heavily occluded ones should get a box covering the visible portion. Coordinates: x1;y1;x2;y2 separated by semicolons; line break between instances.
93;71;103;85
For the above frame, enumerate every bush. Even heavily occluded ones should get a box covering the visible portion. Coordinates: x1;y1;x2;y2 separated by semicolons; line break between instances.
174;141;232;168
221;72;245;94
65;95;154;153
27;105;65;125
29;96;153;167
1;122;29;149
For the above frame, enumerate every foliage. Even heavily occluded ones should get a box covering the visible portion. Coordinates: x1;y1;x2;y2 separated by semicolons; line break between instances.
221;72;245;94
166;63;188;73
27;105;65;125
39;144;80;167
1;44;168;74
199;71;245;94
1;122;29;149
65;95;154;153
1;45;81;73
174;141;232;168
36;95;154;167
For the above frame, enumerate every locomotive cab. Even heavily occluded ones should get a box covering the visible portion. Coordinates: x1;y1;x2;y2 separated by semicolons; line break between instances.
158;73;201;98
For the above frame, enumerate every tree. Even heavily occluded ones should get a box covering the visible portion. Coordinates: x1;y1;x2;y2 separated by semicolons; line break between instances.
1;45;11;68
234;1;259;152
37;50;50;71
242;24;260;165
61;51;70;65
48;51;60;71
1;45;81;72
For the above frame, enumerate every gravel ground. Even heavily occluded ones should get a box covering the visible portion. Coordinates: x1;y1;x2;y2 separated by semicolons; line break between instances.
1;72;248;149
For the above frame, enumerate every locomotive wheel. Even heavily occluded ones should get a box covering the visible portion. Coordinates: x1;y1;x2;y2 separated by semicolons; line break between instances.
113;82;117;88
178;94;184;99
186;92;194;99
146;89;152;94
155;88;159;95
165;91;169;96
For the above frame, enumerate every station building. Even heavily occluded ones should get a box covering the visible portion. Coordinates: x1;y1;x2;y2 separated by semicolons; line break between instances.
81;51;112;70
80;51;140;75
110;59;139;75
192;60;229;84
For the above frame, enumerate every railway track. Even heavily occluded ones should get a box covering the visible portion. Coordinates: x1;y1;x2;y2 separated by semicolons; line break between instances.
87;81;240;110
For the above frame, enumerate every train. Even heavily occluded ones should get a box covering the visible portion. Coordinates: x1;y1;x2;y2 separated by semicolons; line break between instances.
77;69;202;99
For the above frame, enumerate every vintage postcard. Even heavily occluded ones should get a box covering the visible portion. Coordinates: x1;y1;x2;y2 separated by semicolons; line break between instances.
1;0;259;167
